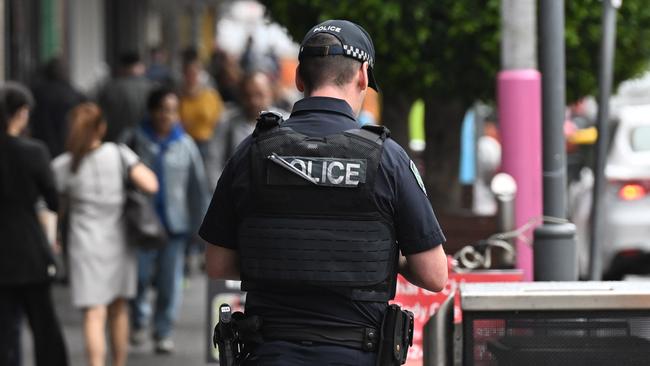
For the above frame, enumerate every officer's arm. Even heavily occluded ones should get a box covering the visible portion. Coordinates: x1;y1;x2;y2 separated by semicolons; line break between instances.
205;244;240;281
398;245;448;292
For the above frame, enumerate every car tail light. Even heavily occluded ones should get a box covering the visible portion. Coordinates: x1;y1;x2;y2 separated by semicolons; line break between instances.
618;248;642;258
619;183;647;201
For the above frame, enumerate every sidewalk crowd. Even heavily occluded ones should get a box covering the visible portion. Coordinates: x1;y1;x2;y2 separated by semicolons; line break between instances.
0;41;292;366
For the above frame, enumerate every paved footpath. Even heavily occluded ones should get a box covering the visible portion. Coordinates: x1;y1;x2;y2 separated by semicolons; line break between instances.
22;275;210;366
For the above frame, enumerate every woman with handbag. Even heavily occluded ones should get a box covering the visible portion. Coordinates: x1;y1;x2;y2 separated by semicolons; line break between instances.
0;82;69;366
51;103;158;366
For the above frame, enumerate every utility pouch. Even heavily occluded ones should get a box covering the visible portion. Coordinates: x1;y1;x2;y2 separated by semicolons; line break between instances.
376;304;414;366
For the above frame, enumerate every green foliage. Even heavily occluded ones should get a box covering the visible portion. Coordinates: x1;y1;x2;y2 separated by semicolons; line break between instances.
262;0;499;105
262;0;650;104
566;0;650;101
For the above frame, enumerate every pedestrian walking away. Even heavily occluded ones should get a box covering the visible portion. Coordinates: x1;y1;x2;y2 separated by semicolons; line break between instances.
0;82;69;366
98;52;153;142
201;19;449;366
51;103;158;366
29;58;86;158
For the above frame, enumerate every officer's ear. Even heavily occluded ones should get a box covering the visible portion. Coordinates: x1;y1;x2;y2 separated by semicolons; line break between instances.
357;62;369;92
295;65;305;93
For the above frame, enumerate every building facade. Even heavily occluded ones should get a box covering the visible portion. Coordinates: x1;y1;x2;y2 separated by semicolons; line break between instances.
2;0;225;92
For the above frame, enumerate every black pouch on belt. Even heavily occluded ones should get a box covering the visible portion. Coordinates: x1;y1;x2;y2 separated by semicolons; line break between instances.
376;304;414;366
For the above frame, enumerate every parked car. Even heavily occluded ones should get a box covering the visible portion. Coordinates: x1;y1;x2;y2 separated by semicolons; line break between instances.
572;104;650;280
601;105;650;279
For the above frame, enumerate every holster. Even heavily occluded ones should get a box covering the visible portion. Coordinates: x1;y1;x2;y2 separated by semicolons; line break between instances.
212;304;263;366
376;304;414;366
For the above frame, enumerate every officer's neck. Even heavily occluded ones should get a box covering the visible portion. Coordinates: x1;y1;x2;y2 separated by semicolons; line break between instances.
308;85;364;117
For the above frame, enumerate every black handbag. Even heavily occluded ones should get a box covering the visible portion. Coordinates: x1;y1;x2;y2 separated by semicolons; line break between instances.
41;222;66;283
118;143;168;250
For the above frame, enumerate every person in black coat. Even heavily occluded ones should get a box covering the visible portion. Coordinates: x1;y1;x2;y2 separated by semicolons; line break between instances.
30;58;86;158
0;82;69;366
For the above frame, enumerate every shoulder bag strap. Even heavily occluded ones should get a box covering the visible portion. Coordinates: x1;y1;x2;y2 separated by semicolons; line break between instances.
116;144;131;187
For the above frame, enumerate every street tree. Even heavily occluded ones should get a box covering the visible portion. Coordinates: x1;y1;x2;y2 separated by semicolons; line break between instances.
261;0;650;208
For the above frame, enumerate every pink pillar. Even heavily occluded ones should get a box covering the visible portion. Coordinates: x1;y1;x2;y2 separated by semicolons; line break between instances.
498;69;542;281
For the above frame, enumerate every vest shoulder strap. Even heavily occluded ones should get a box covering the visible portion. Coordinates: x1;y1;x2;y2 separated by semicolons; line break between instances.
345;125;391;145
253;111;284;137
362;124;391;139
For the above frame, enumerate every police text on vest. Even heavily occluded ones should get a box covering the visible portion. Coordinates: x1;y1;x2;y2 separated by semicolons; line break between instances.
268;154;367;188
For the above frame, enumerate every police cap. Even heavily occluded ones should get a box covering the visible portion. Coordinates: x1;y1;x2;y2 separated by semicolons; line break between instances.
299;20;380;92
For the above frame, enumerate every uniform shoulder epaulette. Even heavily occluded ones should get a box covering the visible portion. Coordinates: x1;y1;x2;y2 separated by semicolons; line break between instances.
253;111;284;136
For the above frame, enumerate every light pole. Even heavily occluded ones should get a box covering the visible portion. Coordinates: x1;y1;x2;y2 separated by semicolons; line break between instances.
534;0;578;281
589;0;622;280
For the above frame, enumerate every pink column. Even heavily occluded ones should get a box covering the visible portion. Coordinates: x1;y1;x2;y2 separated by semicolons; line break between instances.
498;69;542;281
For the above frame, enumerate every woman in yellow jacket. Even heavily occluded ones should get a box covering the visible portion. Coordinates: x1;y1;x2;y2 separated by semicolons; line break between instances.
179;48;224;188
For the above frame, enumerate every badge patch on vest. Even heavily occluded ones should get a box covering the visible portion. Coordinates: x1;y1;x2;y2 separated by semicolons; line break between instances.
410;160;427;196
268;153;366;187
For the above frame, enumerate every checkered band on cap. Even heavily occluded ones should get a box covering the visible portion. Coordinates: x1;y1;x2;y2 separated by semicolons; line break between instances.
343;44;374;67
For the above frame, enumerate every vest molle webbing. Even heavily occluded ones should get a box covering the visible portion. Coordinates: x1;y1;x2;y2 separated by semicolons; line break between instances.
238;118;398;301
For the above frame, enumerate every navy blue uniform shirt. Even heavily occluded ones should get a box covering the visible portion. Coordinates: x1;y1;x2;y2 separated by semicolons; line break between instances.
199;96;445;331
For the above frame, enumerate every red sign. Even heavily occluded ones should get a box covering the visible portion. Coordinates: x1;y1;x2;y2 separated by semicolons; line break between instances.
390;270;524;366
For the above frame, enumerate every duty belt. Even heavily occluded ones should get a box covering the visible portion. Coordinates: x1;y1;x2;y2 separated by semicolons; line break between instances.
261;322;379;352
213;304;414;366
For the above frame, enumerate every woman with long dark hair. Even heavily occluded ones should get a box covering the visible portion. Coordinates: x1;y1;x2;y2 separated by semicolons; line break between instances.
52;103;157;366
0;82;69;366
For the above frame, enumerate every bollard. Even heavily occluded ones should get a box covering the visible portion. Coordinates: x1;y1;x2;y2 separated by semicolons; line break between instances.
490;173;517;268
534;223;578;281
491;173;517;234
422;288;455;366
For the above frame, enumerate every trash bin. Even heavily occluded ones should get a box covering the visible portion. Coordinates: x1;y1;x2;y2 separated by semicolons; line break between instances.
460;282;650;366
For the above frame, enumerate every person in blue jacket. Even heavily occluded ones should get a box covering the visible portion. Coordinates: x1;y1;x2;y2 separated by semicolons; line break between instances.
127;86;209;354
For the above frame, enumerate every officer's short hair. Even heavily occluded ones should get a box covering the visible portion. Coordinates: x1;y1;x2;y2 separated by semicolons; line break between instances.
298;33;361;94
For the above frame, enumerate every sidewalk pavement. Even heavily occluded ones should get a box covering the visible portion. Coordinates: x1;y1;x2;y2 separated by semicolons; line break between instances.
21;275;209;366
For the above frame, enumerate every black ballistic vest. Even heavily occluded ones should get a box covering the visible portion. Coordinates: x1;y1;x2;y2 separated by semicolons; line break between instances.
238;113;398;302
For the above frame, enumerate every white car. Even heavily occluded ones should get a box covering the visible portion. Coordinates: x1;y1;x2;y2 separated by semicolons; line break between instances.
601;105;650;279
572;104;650;279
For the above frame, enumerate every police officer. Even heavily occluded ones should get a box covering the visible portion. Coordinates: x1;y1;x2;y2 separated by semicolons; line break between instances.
200;19;448;366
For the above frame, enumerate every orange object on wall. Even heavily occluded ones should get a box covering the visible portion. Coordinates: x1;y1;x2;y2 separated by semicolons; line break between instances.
362;88;381;123
279;57;298;88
